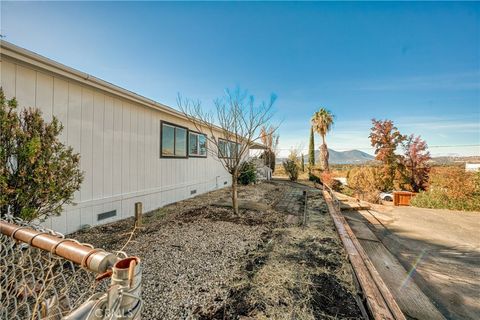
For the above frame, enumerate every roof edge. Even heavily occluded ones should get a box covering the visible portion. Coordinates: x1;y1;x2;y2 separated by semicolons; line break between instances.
0;40;266;150
0;40;187;120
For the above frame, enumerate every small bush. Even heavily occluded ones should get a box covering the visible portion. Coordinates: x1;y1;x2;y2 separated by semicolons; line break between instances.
238;161;257;185
0;89;83;221
308;172;321;184
411;168;480;211
347;166;382;203
340;185;355;197
283;159;299;181
320;171;343;192
330;179;343;192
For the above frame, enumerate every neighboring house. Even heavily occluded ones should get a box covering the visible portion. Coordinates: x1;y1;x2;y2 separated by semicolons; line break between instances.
0;41;258;234
465;163;480;172
250;158;273;181
334;177;347;186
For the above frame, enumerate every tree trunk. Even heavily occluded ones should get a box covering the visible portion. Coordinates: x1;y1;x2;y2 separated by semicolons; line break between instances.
231;175;239;215
320;137;329;171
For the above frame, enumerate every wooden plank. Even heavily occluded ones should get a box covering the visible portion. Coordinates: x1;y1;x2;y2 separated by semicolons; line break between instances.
344;215;380;242
323;188;406;320
360;240;445;320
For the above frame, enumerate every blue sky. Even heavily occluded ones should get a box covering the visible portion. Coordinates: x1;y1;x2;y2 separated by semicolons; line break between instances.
1;1;479;156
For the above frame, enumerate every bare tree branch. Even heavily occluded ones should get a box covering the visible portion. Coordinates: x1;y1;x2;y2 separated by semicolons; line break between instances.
178;88;277;214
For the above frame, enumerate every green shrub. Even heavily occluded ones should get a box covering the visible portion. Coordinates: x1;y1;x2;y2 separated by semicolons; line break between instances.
0;88;83;221
411;189;480;211
238;161;257;185
282;159;299;181
411;169;480;211
308;172;321;184
340;185;355;197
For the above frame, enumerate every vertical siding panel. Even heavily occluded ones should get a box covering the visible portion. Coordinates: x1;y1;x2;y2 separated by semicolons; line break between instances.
113;99;123;196
81;88;94;202
67;83;82;202
50;213;66;233
53;78;69;144
103;96;114;198
80;207;93;227
121;102;130;195
156;119;162;189
15;65;36;108
138;107;146;191
154;114;159;191
67;83;82;152
92;92;105;199
146;111;154;189
130;105;138;193
66;209;81;234
1;60;16;99
35;72;53;122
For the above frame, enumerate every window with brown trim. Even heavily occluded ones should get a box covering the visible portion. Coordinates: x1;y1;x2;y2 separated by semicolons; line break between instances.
218;138;241;158
189;131;207;157
161;122;187;158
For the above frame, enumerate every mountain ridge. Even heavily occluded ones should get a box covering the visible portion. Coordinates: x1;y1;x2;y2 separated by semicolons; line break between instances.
276;148;375;164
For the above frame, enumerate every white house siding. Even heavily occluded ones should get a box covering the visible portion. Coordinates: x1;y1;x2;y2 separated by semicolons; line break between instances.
0;50;233;234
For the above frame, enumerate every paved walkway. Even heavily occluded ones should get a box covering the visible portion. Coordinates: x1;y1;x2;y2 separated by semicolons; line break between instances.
350;206;480;320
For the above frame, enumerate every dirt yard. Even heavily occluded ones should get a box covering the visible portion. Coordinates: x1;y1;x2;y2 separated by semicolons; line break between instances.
73;181;363;319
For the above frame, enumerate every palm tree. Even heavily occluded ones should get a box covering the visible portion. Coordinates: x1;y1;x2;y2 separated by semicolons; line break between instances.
311;108;334;171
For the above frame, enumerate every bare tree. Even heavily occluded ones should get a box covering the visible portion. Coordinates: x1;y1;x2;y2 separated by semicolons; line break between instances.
260;125;279;172
178;88;277;215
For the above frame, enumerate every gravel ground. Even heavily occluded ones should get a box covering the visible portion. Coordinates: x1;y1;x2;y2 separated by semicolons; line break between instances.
72;181;361;319
73;182;287;319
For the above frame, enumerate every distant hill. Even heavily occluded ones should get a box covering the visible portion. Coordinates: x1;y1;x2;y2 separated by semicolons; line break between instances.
277;149;375;164
325;149;375;164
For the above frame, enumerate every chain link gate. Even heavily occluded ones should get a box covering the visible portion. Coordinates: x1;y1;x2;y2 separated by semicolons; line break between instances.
0;216;143;319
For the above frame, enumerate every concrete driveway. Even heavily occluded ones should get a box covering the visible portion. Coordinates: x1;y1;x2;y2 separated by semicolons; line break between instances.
358;206;480;320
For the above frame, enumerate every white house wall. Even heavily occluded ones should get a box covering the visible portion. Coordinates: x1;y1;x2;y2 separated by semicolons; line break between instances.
0;57;233;234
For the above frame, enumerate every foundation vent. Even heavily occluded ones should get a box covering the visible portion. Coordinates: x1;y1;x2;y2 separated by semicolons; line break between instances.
98;210;117;221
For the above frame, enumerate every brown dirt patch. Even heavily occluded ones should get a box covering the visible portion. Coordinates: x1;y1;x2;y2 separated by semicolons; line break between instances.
71;181;362;319
311;273;361;319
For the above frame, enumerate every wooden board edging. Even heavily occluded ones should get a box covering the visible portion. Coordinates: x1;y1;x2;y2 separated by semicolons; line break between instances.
322;187;406;320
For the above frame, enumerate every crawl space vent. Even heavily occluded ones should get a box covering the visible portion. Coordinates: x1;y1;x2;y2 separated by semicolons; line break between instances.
190;189;197;195
98;210;117;221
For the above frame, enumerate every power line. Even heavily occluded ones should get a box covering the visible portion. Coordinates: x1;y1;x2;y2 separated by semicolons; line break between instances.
275;144;480;151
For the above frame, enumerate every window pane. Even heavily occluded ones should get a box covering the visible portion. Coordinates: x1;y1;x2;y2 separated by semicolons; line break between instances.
175;127;187;156
199;135;207;156
189;132;198;155
219;140;226;158
161;124;175;156
229;142;237;158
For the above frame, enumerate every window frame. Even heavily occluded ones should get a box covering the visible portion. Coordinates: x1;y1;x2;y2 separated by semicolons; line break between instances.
218;138;241;159
160;121;189;159
188;130;208;158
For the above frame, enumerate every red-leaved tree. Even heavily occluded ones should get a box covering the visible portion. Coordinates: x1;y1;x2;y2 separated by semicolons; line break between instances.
369;119;406;191
402;134;431;192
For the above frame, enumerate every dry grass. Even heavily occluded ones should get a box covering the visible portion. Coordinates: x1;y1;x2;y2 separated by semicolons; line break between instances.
242;226;357;319
72;181;362;319
216;186;361;320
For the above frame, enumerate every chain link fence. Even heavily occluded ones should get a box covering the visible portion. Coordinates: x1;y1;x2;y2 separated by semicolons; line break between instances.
0;215;142;319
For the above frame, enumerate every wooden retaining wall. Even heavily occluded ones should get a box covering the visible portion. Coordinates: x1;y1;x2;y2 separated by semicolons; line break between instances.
322;185;406;320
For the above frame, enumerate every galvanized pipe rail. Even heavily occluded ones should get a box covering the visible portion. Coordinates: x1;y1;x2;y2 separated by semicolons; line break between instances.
1;218;143;319
322;184;406;320
0;220;118;273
